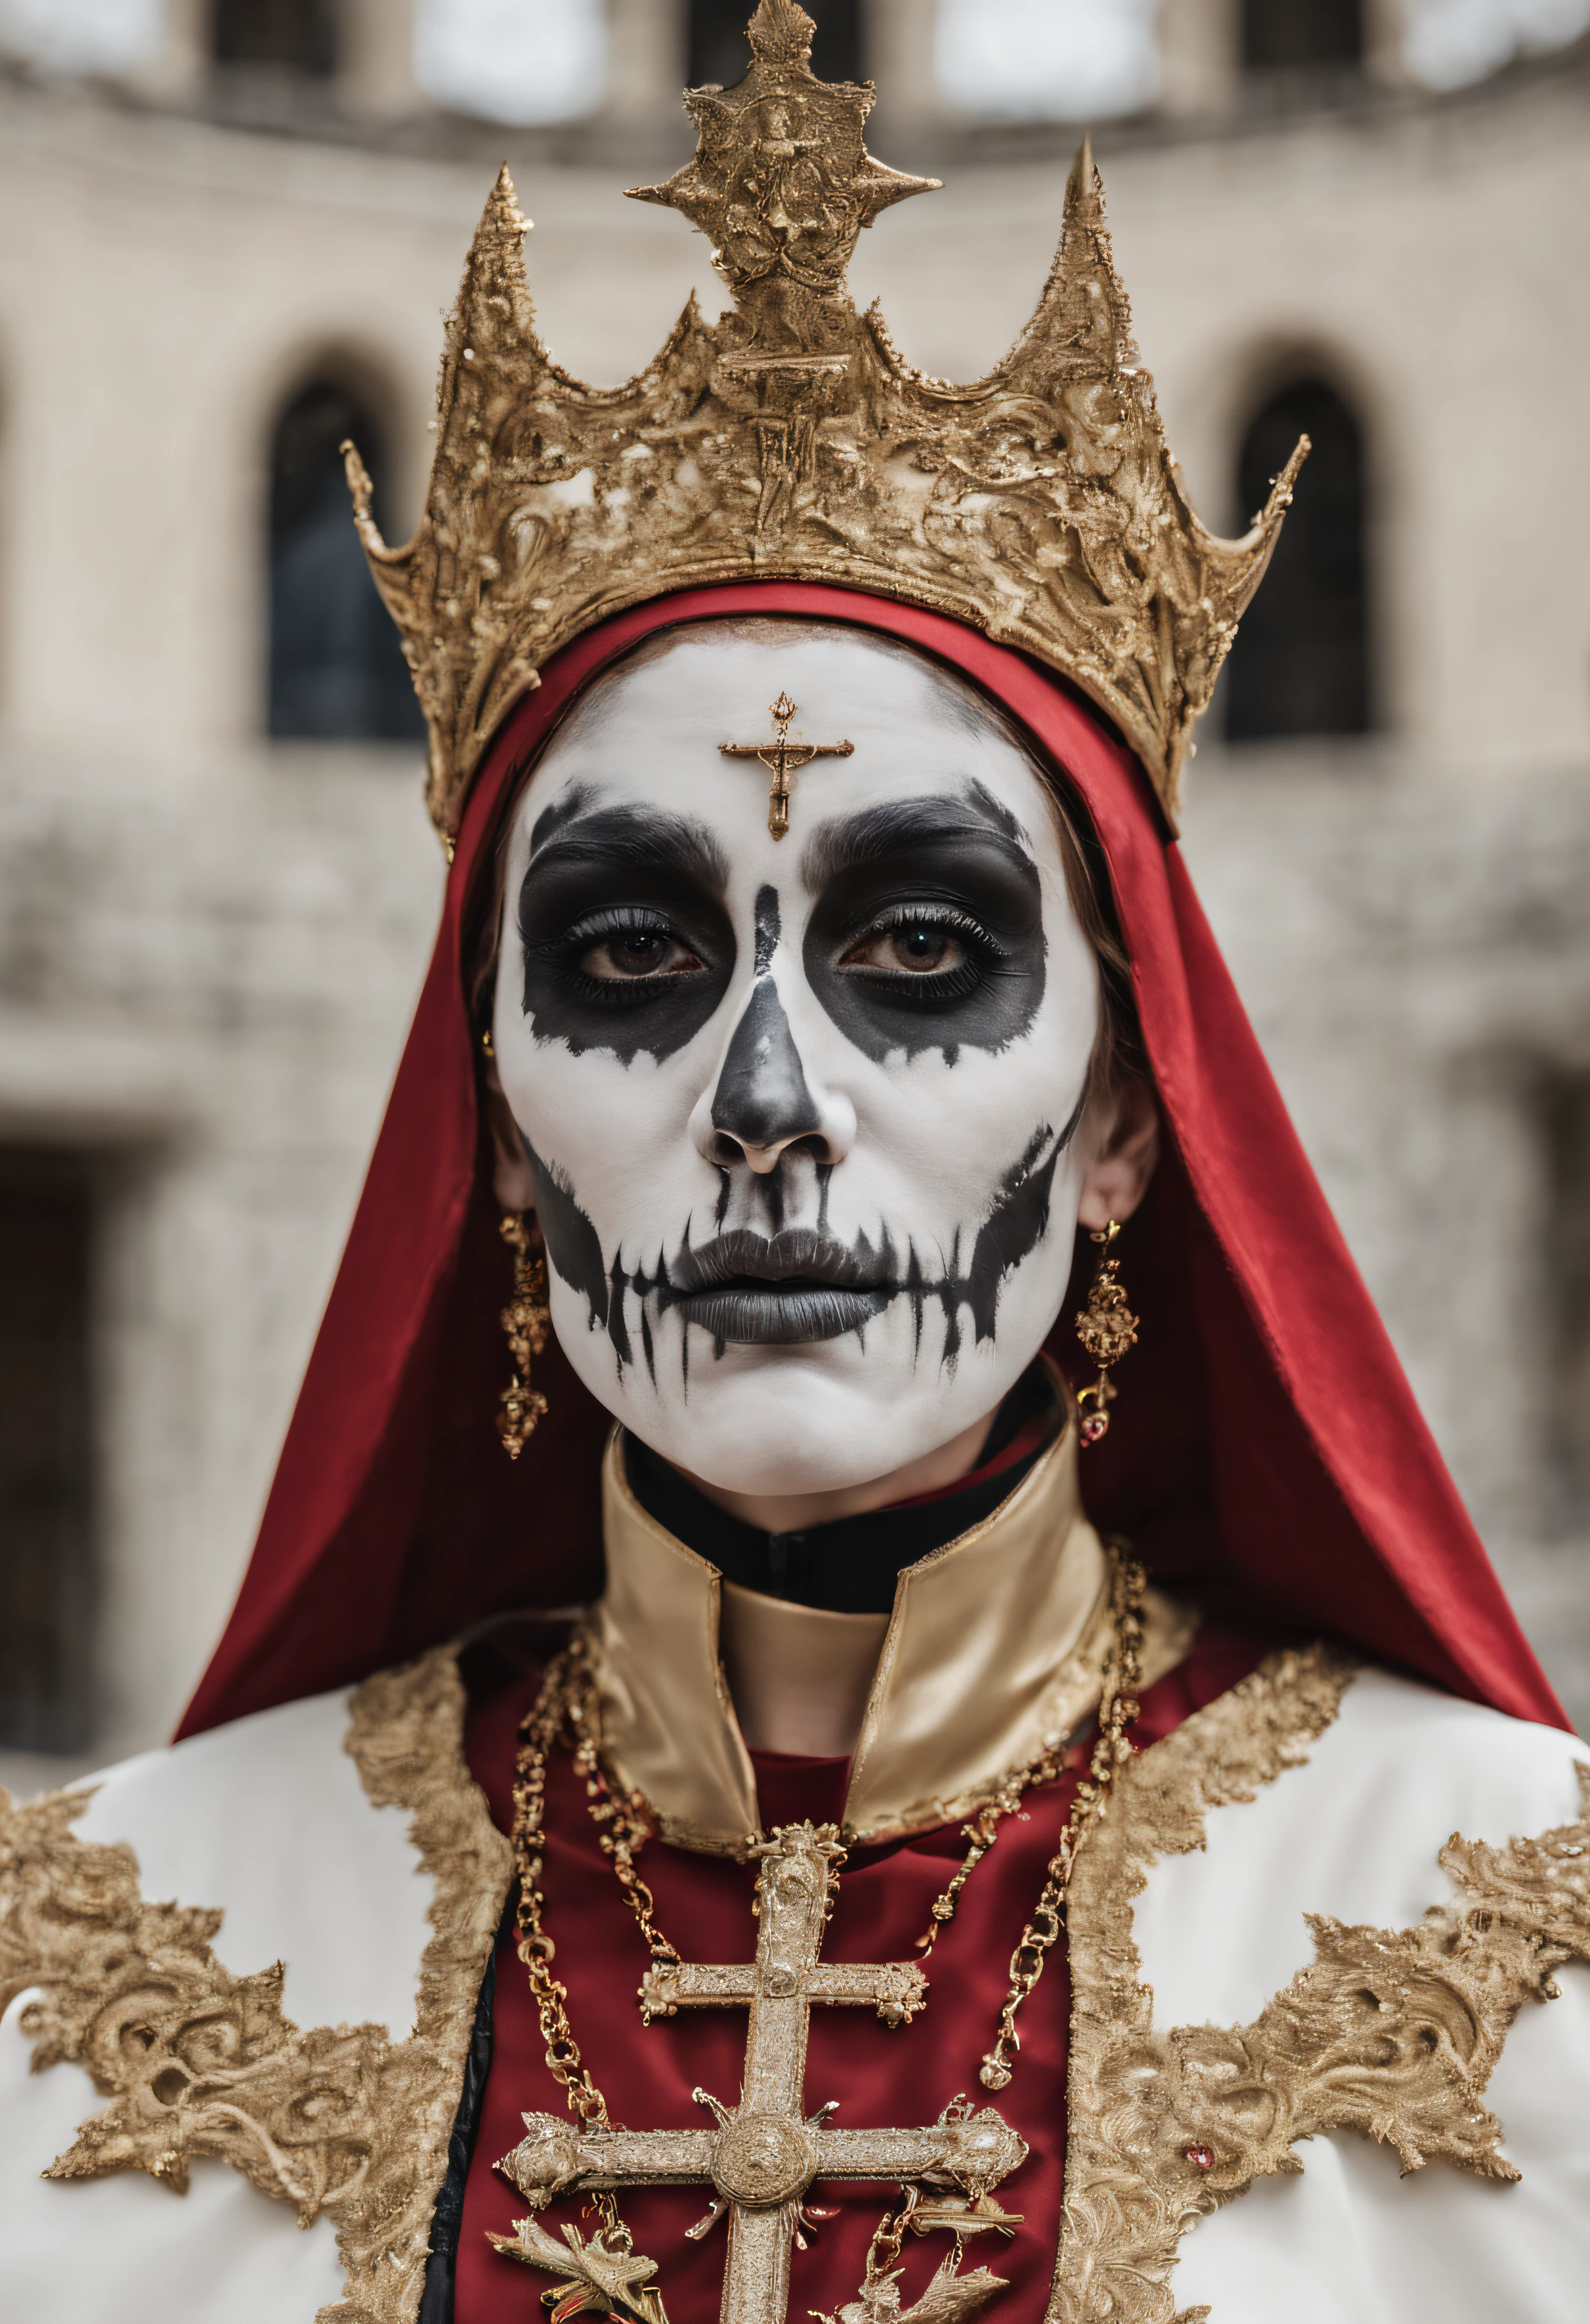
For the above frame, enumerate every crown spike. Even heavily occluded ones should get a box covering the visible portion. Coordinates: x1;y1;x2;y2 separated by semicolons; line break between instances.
340;438;378;549
1245;432;1310;542
448;164;537;364
355;29;1301;843
1065;136;1100;215
746;0;817;68
482;159;529;242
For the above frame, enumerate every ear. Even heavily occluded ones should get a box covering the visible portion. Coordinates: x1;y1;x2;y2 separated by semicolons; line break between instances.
482;1052;538;1211
1076;1073;1159;1232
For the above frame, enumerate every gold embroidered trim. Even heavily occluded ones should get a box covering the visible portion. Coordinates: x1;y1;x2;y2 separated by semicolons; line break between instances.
1050;1646;1590;2324
329;1650;516;2322
0;1647;512;2324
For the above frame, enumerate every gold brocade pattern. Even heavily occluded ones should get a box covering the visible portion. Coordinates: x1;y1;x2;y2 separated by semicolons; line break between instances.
0;1648;512;2324
344;0;1302;842
1050;1646;1590;2324
332;1653;516;2321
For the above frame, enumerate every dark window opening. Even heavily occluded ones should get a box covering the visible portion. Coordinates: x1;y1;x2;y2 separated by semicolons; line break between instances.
1224;377;1372;742
1547;1074;1590;1527
0;1150;97;1754
211;0;337;75
268;378;424;742
689;0;861;88
1241;0;1363;71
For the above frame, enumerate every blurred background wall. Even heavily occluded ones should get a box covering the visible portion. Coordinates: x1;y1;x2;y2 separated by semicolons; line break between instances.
0;0;1586;1793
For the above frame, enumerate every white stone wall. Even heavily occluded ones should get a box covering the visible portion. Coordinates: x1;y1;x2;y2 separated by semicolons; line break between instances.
1181;750;1590;1721
0;744;441;1793
0;32;1586;1793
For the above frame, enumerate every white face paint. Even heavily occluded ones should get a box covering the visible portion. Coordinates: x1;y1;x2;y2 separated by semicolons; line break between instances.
492;623;1102;1496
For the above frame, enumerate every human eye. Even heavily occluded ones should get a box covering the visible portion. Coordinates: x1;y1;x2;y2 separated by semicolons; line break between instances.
837;904;1000;1000
565;907;708;993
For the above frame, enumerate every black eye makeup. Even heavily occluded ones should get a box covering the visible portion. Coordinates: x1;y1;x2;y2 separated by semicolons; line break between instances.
517;802;735;1063
802;789;1047;1063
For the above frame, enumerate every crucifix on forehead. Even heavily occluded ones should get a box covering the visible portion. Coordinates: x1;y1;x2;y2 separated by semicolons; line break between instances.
492;1822;1028;2324
720;693;854;840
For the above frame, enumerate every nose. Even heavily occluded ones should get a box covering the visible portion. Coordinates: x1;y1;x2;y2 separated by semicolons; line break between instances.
693;977;853;1174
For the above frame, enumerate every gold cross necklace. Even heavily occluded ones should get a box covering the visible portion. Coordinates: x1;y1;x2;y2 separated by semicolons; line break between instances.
494;1551;1145;2324
720;692;854;839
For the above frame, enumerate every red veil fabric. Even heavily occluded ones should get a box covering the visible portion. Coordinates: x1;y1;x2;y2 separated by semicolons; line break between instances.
179;584;1565;1739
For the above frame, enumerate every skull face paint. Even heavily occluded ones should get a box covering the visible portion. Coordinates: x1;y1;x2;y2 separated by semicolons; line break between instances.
492;622;1104;1498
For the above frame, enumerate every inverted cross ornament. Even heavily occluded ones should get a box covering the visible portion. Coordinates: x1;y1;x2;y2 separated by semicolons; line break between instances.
720;694;854;839
493;1822;1028;2324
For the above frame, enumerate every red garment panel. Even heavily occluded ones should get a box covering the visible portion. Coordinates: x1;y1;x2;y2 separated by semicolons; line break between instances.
454;1625;1276;2324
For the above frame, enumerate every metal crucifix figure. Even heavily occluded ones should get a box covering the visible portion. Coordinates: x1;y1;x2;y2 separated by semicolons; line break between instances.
492;1823;1028;2324
720;693;854;838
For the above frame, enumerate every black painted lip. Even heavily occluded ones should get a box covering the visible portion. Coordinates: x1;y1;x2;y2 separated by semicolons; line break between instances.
670;1230;896;1344
670;1228;889;1297
674;1285;894;1344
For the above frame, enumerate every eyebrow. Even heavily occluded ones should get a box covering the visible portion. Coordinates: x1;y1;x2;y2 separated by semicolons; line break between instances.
799;782;1035;890
524;798;729;891
529;780;599;858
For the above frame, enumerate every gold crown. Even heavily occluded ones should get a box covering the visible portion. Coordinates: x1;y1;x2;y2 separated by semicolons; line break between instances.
345;0;1303;840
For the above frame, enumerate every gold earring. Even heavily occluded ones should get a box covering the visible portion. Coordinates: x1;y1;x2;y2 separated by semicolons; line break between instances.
497;1212;550;1458
1075;1219;1139;1446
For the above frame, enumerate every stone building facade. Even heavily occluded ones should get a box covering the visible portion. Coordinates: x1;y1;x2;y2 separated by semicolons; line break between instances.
0;1;1587;1791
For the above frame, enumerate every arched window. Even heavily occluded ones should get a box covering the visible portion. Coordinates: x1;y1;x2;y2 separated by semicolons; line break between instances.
1224;377;1372;743
415;0;608;124
935;0;1161;121
212;0;336;75
1546;1071;1590;1526
1240;0;1362;72
689;0;860;87
0;1147;96;1753
268;377;423;742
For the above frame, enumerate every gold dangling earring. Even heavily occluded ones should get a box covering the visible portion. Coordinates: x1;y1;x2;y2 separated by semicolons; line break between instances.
497;1212;550;1458
1075;1219;1139;1446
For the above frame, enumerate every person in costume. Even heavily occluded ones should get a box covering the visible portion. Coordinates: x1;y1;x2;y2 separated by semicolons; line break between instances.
3;10;1587;2323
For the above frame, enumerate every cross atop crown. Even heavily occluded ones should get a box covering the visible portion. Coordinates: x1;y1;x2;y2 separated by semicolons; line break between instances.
628;1;940;333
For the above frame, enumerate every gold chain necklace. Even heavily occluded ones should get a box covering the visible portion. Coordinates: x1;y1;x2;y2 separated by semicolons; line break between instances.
505;1549;1145;2251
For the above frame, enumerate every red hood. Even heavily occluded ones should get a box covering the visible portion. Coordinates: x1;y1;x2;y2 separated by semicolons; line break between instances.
179;583;1565;1739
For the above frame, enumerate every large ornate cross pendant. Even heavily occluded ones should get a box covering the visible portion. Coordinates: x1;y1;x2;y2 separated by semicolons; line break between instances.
720;693;854;838
493;1822;1028;2324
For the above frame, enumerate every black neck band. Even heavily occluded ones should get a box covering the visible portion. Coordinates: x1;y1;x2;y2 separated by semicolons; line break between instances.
622;1363;1059;1616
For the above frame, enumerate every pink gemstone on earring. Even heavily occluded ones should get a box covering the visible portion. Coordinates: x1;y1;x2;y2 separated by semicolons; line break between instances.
1185;2145;1214;2170
1080;1411;1110;1445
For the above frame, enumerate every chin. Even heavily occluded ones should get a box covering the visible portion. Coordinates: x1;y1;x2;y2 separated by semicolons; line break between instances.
552;1289;1051;1499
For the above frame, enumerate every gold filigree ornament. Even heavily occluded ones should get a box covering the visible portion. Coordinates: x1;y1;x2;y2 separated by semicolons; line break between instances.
342;0;1306;847
0;1649;513;2324
1073;1219;1140;1446
497;1209;552;1456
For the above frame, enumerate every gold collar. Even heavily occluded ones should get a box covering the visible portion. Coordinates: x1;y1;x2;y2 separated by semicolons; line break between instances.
589;1419;1195;1853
